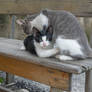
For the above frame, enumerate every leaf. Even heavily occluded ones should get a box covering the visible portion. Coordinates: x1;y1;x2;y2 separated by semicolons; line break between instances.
0;77;4;83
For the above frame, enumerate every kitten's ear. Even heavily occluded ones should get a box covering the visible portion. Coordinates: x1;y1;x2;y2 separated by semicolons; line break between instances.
16;19;25;26
41;9;48;17
47;25;53;34
33;27;40;37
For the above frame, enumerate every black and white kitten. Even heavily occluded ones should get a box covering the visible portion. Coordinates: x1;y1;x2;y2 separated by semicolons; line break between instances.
24;25;85;61
18;9;91;60
24;25;59;57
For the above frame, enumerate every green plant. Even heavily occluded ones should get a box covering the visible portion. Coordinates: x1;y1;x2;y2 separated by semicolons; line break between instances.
0;77;4;83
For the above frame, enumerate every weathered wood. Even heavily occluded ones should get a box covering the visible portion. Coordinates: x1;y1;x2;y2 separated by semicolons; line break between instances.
6;16;15;85
0;54;70;91
0;86;12;92
1;38;92;91
85;70;92;92
70;73;85;92
0;0;92;17
6;73;14;84
0;38;92;74
50;87;63;92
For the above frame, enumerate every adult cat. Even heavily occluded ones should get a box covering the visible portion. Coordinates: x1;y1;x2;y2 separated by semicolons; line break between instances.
24;25;86;60
17;9;92;60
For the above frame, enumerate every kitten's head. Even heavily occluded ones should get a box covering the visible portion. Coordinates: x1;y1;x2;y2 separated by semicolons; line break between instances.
33;25;53;48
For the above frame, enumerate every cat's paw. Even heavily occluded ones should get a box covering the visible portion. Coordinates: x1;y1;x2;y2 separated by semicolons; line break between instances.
55;55;60;59
20;46;25;50
55;48;60;54
55;55;73;61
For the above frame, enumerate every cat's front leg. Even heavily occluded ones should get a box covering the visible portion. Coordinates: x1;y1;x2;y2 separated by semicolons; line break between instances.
55;55;74;61
36;48;59;58
20;45;26;50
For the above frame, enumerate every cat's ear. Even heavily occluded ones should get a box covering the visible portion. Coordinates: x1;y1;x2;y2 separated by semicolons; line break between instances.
16;19;32;34
41;9;48;17
43;25;47;33
16;19;25;26
33;27;40;37
47;25;53;34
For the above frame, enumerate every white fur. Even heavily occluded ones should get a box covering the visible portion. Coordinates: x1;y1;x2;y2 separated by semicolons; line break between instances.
42;36;46;41
34;41;59;57
16;20;23;25
30;13;48;31
56;36;83;56
40;36;50;47
56;55;73;61
34;36;84;60
17;89;29;92
20;46;25;50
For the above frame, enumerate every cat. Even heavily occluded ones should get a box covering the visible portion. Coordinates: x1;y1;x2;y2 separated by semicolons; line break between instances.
17;9;92;60
16;12;48;34
24;25;59;58
24;25;86;61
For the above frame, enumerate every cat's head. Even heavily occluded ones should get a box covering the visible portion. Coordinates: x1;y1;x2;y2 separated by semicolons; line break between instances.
16;11;48;35
16;19;32;34
33;25;53;48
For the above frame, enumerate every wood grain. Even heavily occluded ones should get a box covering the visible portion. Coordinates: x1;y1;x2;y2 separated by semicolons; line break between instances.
85;70;92;92
0;86;12;92
0;54;70;91
0;0;92;16
50;87;64;92
0;38;86;74
1;38;92;74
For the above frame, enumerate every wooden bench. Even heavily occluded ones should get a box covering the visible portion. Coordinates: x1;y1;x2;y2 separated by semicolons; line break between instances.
0;37;92;92
0;0;92;92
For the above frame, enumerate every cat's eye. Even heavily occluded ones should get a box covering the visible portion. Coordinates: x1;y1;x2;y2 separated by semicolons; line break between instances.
39;38;42;42
46;34;52;41
46;37;48;41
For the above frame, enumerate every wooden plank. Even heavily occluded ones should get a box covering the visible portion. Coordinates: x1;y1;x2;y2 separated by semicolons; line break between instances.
6;73;14;84
0;38;85;74
0;54;70;91
70;73;85;92
0;37;92;74
50;87;64;92
0;86;12;92
85;70;92;92
1;37;92;74
0;0;92;16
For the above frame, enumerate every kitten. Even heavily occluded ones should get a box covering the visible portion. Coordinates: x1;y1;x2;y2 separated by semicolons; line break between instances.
24;26;59;57
24;25;85;60
18;9;92;60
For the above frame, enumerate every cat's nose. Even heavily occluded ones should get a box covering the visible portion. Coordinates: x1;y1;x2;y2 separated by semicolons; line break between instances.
43;42;47;47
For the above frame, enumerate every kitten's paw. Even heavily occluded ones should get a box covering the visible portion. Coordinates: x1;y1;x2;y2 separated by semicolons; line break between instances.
20;46;25;50
56;55;73;61
55;55;61;59
55;48;60;54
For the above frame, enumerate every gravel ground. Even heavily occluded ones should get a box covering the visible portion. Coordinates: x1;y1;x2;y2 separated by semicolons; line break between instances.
0;71;85;92
14;76;50;92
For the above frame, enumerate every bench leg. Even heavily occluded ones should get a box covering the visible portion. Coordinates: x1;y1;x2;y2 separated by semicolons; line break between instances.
6;73;14;84
70;73;85;92
85;70;92;92
50;87;66;92
50;73;86;92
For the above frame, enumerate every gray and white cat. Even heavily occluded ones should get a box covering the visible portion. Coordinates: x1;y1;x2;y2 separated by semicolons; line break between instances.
16;12;48;34
17;9;92;61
